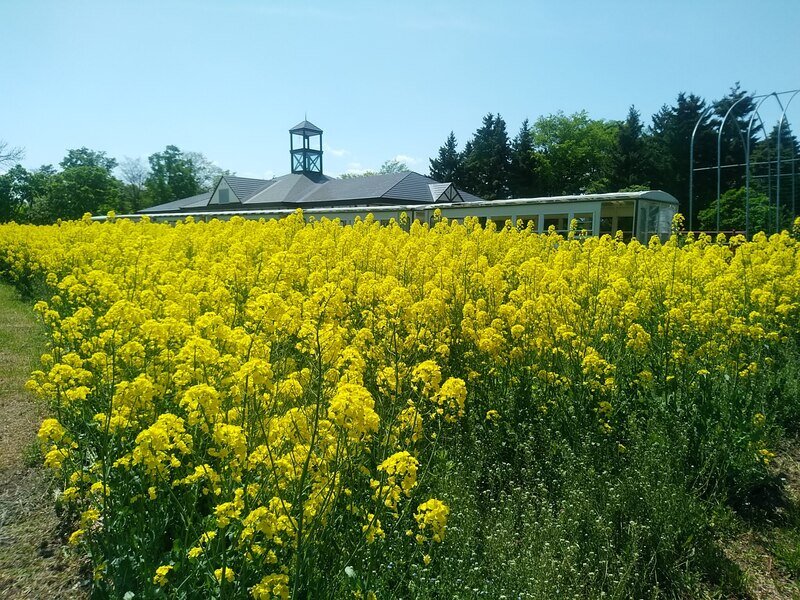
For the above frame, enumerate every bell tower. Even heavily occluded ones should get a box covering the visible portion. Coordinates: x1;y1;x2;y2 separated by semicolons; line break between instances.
290;120;323;175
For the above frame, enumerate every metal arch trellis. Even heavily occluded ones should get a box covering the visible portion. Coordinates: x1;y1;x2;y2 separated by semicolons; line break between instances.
745;93;780;235
688;88;800;236
776;90;800;229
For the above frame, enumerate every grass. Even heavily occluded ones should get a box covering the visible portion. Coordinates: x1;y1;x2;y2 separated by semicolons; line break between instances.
0;282;86;598
718;438;800;599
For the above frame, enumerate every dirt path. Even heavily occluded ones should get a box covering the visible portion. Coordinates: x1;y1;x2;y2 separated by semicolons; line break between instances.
0;283;86;598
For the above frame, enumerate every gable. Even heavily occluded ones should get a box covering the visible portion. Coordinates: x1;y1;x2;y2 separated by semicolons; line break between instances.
429;183;462;203
208;177;242;206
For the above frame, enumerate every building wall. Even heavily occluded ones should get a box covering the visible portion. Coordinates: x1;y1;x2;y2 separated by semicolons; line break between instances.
137;197;678;241
208;179;240;206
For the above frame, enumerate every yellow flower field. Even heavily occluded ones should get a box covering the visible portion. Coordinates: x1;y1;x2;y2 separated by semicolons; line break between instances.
1;212;799;598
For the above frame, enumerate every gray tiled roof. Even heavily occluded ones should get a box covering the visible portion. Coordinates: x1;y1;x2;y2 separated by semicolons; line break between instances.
455;189;484;203
138;172;483;214
290;120;322;134
225;176;274;201
243;173;333;205
139;192;212;213
428;183;451;201
296;172;410;205
383;173;443;203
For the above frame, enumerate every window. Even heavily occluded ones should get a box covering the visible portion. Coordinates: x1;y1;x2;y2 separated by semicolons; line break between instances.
573;212;594;234
543;213;569;234
490;217;511;230
516;215;538;230
219;188;230;204
637;205;660;240
617;216;633;236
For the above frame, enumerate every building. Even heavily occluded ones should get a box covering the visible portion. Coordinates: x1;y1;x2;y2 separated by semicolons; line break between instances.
135;121;678;240
140;120;483;217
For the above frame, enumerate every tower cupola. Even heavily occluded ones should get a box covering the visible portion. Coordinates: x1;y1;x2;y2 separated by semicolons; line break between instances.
290;120;323;175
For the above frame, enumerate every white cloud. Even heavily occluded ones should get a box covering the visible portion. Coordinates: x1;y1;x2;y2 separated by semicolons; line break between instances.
324;144;349;158
393;154;420;166
330;162;371;178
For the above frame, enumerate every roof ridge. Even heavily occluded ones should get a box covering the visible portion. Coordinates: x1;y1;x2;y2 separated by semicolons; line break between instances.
224;175;273;182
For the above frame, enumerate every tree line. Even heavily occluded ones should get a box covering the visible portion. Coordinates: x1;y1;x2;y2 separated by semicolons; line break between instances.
430;84;799;231
0;146;230;223
2;84;798;229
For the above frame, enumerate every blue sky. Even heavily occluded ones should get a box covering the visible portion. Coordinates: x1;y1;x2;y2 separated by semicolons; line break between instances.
1;0;799;179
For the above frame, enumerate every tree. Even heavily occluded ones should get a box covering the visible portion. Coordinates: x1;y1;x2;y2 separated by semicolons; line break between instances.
0;165;54;222
60;147;118;172
47;163;121;221
530;111;618;195
509;120;539;198
145;146;202;207
750;122;800;231
339;159;409;179
647;92;715;223
185;152;233;191
429;132;462;183
0;165;29;221
460;113;512;199
712;83;758;196
611;106;652;190
22;148;123;221
0;140;24;170
697;186;769;233
378;159;408;174
119;157;149;213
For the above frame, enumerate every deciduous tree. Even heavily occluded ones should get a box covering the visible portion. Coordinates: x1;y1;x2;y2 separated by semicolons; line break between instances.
145;146;202;206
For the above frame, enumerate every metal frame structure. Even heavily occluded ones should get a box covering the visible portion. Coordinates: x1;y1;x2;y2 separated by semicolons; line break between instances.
689;89;800;236
290;121;323;175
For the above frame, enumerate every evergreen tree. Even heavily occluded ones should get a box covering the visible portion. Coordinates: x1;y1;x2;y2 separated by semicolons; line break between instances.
647;93;715;224
509;119;539;198
460;114;512;199
429;132;462;184
458;140;477;194
712;83;758;195
750;123;800;231
611;106;651;190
